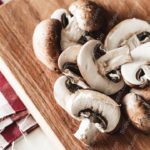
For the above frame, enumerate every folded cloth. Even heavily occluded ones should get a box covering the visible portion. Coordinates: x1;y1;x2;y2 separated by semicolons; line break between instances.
0;92;15;119
0;110;28;133
0;115;38;150
0;72;38;150
0;73;26;119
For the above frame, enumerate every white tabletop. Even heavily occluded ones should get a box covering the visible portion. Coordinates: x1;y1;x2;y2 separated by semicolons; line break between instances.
7;128;57;150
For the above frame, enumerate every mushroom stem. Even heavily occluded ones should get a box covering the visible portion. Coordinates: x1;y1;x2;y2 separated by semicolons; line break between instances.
74;118;98;145
97;45;132;75
122;33;150;50
123;34;141;50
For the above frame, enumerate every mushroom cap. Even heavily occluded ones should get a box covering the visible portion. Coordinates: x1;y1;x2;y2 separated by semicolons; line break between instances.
77;40;125;95
50;8;71;28
104;18;150;50
123;93;150;133
121;42;150;87
33;19;62;71
58;45;82;77
67;89;121;133
131;88;150;104
54;76;88;110
69;0;107;32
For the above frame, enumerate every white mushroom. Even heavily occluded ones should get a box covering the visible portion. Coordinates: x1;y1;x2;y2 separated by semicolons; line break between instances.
51;8;94;50
69;0;108;32
51;8;85;50
68;89;121;132
104;18;150;50
123;93;150;133
77;40;132;95
58;45;82;78
54;76;121;145
60;16;84;50
121;42;150;88
51;8;84;49
54;76;88;110
61;17;93;50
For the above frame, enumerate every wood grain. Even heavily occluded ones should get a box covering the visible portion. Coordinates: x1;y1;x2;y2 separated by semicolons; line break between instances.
0;0;150;150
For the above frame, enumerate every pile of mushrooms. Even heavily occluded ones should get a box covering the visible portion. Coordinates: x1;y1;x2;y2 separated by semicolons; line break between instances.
33;0;150;146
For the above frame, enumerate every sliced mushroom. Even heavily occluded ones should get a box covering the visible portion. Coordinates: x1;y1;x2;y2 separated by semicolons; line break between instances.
51;7;94;51
69;89;121;144
51;9;85;50
54;76;88;110
121;42;150;88
123;93;150;133
61;16;93;50
58;45;82;78
131;88;150;104
69;0;107;32
68;89;121;131
32;19;62;71
50;8;71;28
54;76;121;145
77;40;132;95
104;18;150;50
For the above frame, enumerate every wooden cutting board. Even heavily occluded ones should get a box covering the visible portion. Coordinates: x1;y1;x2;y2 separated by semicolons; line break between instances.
0;0;150;150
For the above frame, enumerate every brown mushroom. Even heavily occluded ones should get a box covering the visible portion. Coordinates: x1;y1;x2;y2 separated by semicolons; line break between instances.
33;19;62;71
123;93;150;133
131;88;150;104
69;0;107;32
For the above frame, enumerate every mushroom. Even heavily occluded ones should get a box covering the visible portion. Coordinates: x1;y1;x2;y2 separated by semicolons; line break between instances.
69;89;121;142
104;18;150;50
69;0;108;32
123;93;150;133
131;88;150;104
51;8;85;50
33;9;94;71
54;76;121;145
77;40;132;95
51;8;71;28
58;45;82;78
54;75;89;110
51;8;94;50
121;42;150;88
32;19;62;71
60;16;93;50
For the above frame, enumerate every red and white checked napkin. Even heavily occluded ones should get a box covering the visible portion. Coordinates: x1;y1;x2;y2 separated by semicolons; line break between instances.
0;72;38;150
